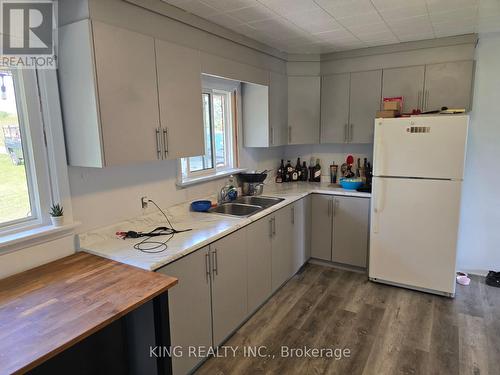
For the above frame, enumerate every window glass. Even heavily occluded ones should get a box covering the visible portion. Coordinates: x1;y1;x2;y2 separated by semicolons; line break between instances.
0;70;33;225
213;93;227;168
189;93;213;172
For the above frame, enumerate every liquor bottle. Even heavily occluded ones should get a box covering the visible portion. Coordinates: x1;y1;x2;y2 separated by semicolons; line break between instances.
276;159;284;183
301;161;308;181
356;158;361;178
284;160;293;182
308;157;316;182
292;158;301;181
313;158;322;182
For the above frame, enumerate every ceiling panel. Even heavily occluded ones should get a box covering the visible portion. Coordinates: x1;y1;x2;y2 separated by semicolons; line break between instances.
161;0;498;54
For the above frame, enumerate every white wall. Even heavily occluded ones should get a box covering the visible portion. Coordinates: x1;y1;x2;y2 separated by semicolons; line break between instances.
456;33;500;275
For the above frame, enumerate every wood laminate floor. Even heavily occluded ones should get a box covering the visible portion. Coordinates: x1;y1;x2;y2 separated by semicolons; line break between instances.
196;264;500;375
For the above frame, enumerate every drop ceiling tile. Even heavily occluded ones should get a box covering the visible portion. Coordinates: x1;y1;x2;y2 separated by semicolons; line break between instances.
205;13;244;28
315;0;377;18
336;11;384;27
248;18;305;40
258;0;319;15
225;4;278;23
201;0;256;12
371;0;426;11
347;22;392;35
315;28;357;42
430;6;478;23
378;4;428;19
285;9;342;34
357;31;399;43
426;0;479;14
168;0;219;16
433;22;475;37
398;32;435;42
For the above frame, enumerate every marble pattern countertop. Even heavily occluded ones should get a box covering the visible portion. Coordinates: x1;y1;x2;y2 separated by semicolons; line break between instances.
79;183;371;271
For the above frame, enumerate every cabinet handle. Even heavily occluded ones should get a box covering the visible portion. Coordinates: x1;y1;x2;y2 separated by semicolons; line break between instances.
163;128;168;157
205;252;210;283
350;124;353;142
211;249;218;277
155;128;162;159
272;217;276;236
291;207;295;224
269;218;273;238
288;126;292;143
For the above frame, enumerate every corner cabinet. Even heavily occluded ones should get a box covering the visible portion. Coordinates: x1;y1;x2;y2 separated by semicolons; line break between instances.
311;194;370;268
58;20;204;167
288;76;321;145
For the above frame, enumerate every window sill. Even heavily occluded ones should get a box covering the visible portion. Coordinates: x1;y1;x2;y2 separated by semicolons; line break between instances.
0;222;80;254
176;168;246;188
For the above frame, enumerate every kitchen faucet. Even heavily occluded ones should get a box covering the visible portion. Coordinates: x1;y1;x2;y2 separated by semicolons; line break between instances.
218;176;237;205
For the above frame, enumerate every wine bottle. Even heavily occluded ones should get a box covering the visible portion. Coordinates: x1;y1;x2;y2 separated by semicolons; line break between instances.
276;159;284;183
301;161;308;181
285;160;293;182
313;158;321;182
292;158;301;181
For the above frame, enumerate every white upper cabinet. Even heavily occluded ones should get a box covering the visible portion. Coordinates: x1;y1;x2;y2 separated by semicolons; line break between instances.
242;71;287;148
349;70;382;144
382;65;425;113
155;39;204;159
58;20;204;167
423;61;474;112
321;73;350;144
287;76;321;145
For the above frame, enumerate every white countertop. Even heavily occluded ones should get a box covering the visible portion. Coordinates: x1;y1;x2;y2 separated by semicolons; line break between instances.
79;183;370;271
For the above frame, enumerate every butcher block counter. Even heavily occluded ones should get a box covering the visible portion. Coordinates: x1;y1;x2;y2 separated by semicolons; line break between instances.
0;252;178;375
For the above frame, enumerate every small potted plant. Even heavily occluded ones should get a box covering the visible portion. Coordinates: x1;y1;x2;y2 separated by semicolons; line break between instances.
49;203;64;227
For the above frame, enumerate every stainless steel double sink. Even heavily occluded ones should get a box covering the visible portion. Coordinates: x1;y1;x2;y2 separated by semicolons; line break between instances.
208;196;284;217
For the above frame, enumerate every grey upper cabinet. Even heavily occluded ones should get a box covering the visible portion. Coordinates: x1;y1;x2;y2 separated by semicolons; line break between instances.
246;218;272;313
269;71;288;146
58;20;205;167
157;247;212;375
288;76;321;145
311;194;333;261
349;70;382;143
382;65;425;113
210;230;248;346
59;20;161;167
332;196;370;268
321;73;350;144
423;61;474;111
155;39;204;160
271;206;294;292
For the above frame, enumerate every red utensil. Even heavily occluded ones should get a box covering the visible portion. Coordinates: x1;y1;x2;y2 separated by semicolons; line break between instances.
346;154;354;165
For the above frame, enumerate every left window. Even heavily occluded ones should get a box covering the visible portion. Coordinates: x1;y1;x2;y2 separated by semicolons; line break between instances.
0;68;51;232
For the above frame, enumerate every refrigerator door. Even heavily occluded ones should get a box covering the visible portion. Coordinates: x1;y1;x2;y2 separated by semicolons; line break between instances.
369;177;462;295
373;115;468;180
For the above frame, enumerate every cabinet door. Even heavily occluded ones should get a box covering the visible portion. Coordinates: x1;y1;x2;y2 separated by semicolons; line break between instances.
287;76;321;145
210;230;248;346
332;196;370;268
292;198;307;274
247;219;273;313
382;66;425;113
349;70;382;143
156;39;204;159
321;73;350;143
92;21;160;165
271;206;294;291
269;71;288;146
158;248;212;375
424;61;474;111
311;194;333;261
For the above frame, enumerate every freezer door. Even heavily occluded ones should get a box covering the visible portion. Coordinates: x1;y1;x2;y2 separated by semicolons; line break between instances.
369;177;462;295
373;115;468;179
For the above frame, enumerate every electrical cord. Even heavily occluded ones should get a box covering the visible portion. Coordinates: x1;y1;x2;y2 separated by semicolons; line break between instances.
117;199;192;254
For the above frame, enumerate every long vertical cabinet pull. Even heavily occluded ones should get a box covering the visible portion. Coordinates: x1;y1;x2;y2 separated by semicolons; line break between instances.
272;218;276;236
269;218;274;238
205;252;211;283
344;124;348;143
332;198;336;216
291;207;295;225
155;128;162;159
163;128;169;157
211;249;218;277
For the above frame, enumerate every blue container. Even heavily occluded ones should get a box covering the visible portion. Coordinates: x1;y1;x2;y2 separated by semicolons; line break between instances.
339;179;363;190
191;200;212;212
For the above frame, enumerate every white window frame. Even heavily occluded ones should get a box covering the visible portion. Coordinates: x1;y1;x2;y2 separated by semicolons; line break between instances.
0;68;74;250
178;76;242;186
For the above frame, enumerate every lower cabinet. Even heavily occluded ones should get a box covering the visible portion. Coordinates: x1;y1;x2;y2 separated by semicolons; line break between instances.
157;247;212;375
210;230;248;346
271;205;294;291
292;196;311;274
311;194;370;268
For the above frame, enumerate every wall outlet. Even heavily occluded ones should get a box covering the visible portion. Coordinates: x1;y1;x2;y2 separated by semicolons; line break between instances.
141;196;148;209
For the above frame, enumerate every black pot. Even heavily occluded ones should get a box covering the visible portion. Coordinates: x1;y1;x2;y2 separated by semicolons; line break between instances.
238;173;267;183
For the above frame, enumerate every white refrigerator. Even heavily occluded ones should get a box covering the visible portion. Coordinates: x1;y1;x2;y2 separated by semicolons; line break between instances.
369;115;469;297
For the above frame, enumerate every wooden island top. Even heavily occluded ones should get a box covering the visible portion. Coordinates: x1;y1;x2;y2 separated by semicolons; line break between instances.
0;252;178;375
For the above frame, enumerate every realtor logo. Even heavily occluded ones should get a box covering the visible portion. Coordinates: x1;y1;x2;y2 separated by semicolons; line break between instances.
1;0;57;68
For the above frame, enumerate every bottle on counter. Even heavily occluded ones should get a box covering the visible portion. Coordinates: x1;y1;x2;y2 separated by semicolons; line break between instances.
301;161;308;181
284;160;293;182
308;157;316;182
330;163;338;184
292;158;301;182
313;158;322;182
276;159;284;183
